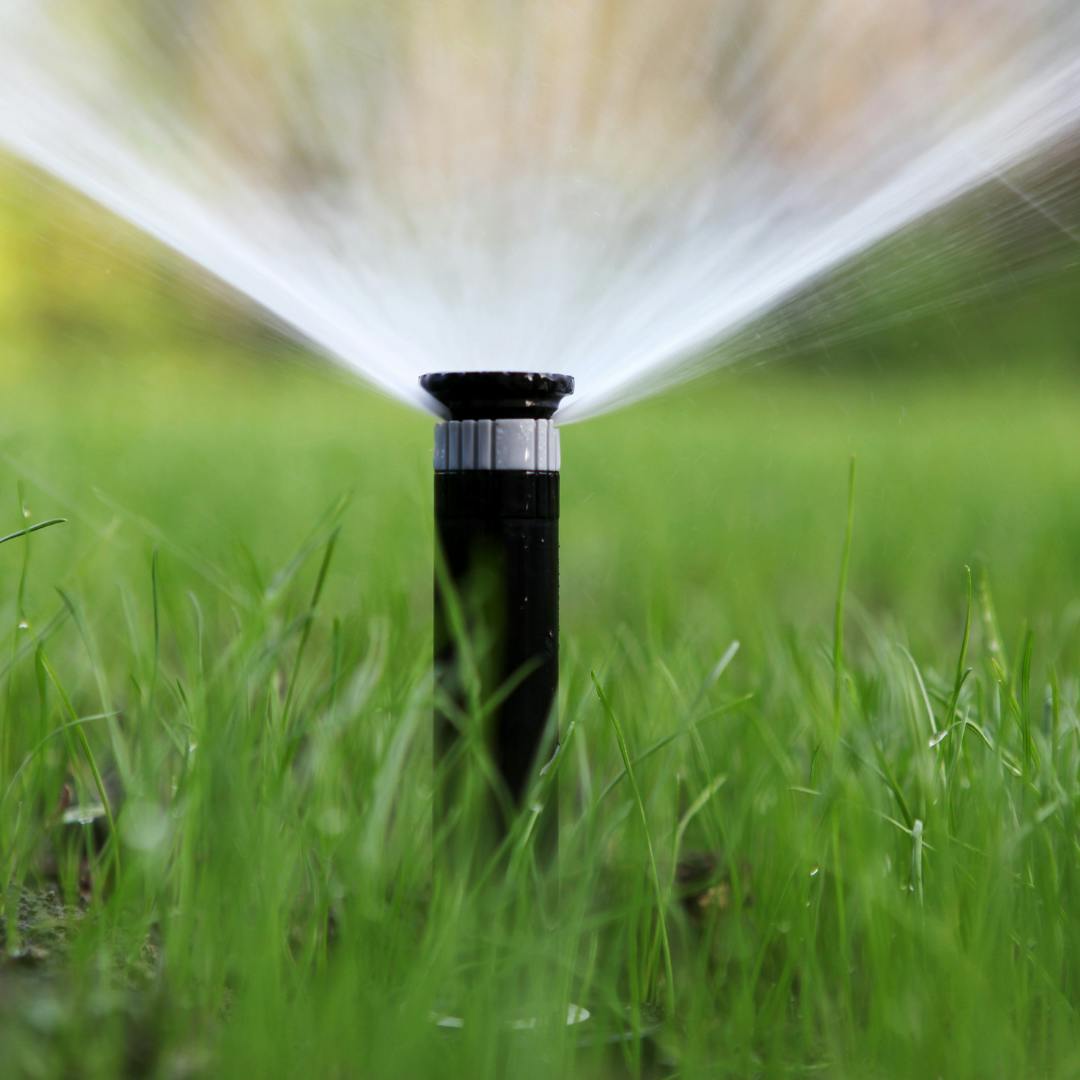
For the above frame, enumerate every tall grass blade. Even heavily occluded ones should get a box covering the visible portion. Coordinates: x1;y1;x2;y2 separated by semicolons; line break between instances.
592;673;675;1019
833;457;856;728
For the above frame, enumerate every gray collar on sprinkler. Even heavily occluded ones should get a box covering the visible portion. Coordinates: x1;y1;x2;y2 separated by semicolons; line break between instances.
420;372;574;421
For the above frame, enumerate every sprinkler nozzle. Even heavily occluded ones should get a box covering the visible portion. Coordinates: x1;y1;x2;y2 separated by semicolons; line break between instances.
421;371;574;420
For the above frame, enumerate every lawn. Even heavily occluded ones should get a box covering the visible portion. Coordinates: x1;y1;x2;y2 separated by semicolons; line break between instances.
2;348;1079;1077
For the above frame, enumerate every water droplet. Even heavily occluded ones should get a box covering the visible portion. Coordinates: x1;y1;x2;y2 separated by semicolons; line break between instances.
16;620;29;631
928;729;949;748
21;507;31;520
121;799;170;852
809;865;820;877
431;1013;464;1030
62;803;106;826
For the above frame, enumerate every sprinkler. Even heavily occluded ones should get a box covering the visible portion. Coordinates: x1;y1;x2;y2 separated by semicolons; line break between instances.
421;371;573;838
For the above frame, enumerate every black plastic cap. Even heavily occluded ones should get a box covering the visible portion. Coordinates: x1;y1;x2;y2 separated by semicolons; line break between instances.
420;371;574;420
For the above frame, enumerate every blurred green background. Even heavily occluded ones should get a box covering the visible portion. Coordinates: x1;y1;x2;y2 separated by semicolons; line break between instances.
3;156;1080;657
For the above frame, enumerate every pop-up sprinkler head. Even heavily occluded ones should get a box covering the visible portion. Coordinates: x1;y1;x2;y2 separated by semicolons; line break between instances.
421;371;574;839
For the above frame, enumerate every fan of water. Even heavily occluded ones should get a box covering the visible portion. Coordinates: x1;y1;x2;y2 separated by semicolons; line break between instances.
2;1;1080;421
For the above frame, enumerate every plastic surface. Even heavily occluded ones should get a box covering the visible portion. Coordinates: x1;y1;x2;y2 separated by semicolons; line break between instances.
421;371;574;420
434;419;560;472
433;471;560;815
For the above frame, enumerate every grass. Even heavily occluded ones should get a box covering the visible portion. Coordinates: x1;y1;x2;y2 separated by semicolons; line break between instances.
1;348;1080;1077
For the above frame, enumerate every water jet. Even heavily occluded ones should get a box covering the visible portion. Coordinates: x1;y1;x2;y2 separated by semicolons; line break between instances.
4;3;1080;425
421;372;573;837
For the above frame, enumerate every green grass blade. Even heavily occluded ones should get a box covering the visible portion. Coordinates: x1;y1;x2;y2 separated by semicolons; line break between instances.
282;525;340;730
38;650;121;878
0;517;66;547
833;457;856;729
592;673;675;1019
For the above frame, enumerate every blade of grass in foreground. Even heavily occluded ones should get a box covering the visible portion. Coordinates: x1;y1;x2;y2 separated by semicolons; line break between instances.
38;650;121;879
0;517;66;546
282;525;340;732
592;672;676;1020
833;458;856;730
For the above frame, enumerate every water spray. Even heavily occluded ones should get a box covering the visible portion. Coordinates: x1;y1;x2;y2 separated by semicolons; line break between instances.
7;4;1080;426
421;372;573;838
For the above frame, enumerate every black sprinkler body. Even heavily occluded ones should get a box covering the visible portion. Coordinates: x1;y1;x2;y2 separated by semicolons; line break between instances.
422;371;573;834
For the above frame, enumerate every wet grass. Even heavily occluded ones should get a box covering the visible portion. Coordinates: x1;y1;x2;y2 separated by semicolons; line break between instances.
1;352;1080;1077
